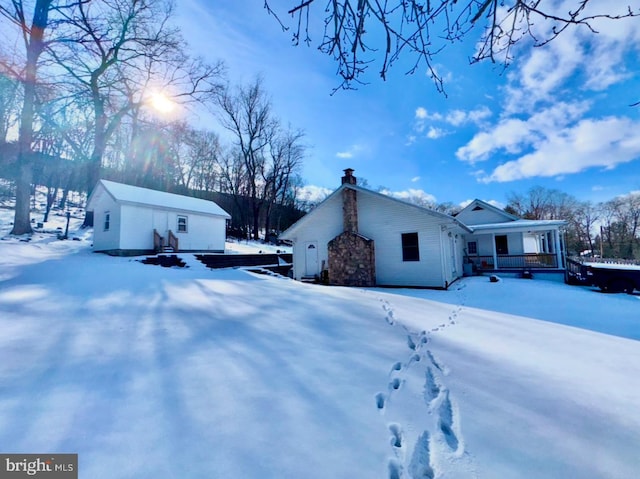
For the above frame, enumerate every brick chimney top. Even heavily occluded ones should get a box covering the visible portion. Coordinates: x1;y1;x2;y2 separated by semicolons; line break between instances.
342;168;356;185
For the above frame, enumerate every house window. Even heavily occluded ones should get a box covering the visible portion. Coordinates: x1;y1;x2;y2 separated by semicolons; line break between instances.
104;212;110;231
401;232;420;262
177;215;188;233
467;241;477;255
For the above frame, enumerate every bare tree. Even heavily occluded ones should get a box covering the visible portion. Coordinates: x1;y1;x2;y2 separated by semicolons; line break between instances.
507;186;578;220
50;0;223;224
263;127;305;236
266;1;638;89
0;60;21;143
0;0;81;234
570;201;599;255
216;78;279;239
600;193;640;259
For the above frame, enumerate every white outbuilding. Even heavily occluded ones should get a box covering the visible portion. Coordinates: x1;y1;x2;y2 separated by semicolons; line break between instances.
86;179;230;255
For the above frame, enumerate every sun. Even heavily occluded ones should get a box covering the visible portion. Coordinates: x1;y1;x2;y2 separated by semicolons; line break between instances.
149;92;175;114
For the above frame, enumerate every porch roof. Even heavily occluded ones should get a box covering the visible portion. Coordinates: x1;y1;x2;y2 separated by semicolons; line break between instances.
469;219;566;234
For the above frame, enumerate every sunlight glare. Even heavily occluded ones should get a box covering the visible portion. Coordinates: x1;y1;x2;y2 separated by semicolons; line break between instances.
149;92;175;114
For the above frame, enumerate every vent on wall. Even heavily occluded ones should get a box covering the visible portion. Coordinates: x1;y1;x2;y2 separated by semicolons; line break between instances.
472;206;484;211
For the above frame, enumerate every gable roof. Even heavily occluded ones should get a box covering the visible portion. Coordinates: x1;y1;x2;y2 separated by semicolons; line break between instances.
87;180;231;218
280;183;471;239
455;199;519;222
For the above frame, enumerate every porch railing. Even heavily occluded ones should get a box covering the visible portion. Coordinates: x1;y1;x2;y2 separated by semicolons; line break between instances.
468;253;558;271
153;229;179;253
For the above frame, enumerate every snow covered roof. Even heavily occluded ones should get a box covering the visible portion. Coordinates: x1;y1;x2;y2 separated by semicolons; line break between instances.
455;199;519;222
88;180;230;218
280;183;472;239
470;219;566;233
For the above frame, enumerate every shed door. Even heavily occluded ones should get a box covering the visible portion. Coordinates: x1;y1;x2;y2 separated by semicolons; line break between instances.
304;242;319;276
153;210;168;237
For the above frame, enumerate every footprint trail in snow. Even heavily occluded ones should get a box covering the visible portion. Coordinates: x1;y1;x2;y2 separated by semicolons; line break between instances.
375;282;472;478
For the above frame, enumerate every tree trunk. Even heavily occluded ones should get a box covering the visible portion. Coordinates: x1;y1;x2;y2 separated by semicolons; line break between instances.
10;0;52;235
11;162;33;234
43;185;57;222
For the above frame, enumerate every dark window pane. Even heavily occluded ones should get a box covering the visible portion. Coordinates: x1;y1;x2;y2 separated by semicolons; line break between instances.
402;232;420;262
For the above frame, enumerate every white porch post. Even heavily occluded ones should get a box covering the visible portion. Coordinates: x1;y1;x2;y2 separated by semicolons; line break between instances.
492;233;498;270
553;229;563;268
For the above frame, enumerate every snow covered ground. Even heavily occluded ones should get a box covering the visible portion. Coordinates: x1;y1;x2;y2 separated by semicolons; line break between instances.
0;211;639;478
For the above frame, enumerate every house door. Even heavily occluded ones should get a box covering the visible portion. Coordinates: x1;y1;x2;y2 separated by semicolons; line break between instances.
304;242;319;276
495;235;509;255
450;234;457;276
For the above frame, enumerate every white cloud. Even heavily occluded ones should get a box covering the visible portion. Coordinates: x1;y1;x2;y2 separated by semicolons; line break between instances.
501;5;640;114
411;176;421;183
405;135;417;146
427;127;447;140
445;108;493;127
380;188;437;206
457;101;590;163
414;107;442;121
335;144;365;159
415;107;428;119
479;116;640;183
412;106;491;142
459;199;505;209
298;185;333;204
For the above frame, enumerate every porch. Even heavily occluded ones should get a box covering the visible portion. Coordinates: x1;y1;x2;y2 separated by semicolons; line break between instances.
467;253;559;272
464;222;566;273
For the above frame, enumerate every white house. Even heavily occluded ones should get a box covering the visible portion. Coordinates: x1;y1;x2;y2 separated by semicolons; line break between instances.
279;169;471;288
86;180;230;255
455;199;566;276
280;170;568;288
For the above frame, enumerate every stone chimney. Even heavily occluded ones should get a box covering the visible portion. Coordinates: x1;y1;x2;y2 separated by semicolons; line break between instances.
342;168;357;185
342;168;358;233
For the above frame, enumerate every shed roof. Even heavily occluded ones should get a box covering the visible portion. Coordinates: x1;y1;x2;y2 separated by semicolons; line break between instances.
88;180;231;218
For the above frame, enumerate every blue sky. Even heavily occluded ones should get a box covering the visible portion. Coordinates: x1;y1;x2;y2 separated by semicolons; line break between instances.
175;1;640;208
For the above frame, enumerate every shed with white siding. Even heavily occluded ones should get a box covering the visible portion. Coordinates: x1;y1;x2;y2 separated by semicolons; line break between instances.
279;170;470;289
86;180;230;255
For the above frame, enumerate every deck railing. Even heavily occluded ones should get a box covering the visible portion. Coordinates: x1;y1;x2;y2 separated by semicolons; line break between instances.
468;253;558;271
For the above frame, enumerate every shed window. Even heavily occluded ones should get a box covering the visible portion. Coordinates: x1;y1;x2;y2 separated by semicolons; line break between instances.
401;232;420;262
467;241;477;255
104;212;110;231
177;215;188;233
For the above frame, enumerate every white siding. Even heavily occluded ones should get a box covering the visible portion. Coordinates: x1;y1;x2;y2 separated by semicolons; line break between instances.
507;233;524;255
173;212;226;251
90;185;121;251
358;193;447;287
120;204;226;251
523;233;541;253
456;206;511;225
120;205;154;250
290;194;344;279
